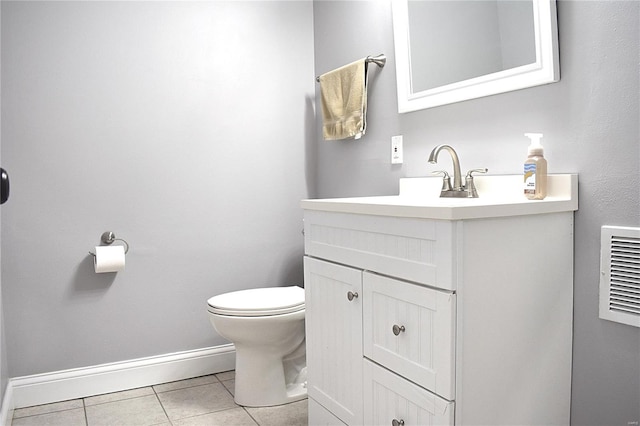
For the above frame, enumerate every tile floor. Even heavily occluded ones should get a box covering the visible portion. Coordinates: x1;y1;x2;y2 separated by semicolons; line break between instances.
11;371;308;426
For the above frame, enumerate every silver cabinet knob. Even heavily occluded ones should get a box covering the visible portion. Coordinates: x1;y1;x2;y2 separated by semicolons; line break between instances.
392;324;406;336
392;419;405;426
347;291;359;301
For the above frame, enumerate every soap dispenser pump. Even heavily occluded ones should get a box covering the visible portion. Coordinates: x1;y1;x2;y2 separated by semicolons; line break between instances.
523;133;547;200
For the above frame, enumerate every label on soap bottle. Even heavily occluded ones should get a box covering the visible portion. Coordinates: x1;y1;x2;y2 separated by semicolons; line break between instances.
524;163;537;195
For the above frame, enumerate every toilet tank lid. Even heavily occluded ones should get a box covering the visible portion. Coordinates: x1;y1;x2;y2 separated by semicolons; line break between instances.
207;286;304;312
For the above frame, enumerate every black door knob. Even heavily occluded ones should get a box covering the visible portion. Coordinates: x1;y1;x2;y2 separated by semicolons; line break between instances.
1;168;10;204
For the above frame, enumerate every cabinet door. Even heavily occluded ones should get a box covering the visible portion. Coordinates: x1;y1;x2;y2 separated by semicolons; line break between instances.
363;272;455;400
364;360;454;426
309;398;347;426
304;257;363;425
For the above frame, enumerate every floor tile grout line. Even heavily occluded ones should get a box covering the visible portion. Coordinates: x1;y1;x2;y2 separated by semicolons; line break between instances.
216;374;259;426
82;398;88;426
13;399;84;420
151;385;172;426
243;407;261;426
11;407;87;423
84;391;153;407
158;406;259;426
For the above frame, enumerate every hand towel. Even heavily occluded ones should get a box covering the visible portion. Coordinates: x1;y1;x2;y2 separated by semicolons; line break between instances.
319;59;368;140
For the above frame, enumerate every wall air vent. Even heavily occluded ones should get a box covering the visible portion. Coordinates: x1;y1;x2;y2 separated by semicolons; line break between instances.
599;226;640;328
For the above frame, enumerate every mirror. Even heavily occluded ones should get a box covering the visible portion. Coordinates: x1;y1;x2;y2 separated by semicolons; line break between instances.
392;0;559;112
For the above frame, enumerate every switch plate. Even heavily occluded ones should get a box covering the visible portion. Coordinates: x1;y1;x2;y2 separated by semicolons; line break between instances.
391;135;403;164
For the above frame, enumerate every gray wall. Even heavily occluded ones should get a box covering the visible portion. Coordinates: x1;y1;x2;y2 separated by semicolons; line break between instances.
313;1;639;425
1;1;314;377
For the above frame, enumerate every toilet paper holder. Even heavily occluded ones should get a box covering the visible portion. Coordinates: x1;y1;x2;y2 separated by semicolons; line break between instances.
89;231;130;256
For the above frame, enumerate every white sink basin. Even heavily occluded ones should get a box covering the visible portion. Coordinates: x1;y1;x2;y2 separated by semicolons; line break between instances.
301;174;578;220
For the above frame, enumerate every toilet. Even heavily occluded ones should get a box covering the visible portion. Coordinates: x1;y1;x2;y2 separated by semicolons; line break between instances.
207;286;307;407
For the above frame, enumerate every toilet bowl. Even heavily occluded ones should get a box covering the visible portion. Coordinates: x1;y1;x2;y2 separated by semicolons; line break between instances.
207;286;307;407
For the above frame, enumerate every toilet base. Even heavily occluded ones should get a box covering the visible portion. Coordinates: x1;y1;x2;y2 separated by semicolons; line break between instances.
233;343;308;407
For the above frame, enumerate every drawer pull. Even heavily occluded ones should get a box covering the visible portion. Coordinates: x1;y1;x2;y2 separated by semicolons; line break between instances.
392;420;405;426
347;291;359;301
392;324;406;336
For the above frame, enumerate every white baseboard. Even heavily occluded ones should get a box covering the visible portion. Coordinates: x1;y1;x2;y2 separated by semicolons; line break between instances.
0;382;14;426
5;344;235;412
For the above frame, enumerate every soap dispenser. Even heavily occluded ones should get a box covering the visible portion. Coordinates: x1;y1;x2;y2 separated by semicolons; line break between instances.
523;133;547;200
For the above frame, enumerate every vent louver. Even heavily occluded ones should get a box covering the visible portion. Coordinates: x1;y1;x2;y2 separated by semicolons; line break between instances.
600;226;640;328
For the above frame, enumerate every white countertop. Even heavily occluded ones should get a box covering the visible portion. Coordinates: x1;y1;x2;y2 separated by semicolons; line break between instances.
301;174;578;220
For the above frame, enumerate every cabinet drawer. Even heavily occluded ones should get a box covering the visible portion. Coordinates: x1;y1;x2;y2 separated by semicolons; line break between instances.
304;210;456;290
363;272;456;400
364;360;454;426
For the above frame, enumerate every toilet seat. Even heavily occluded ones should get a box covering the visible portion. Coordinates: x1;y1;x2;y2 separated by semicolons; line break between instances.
207;286;305;317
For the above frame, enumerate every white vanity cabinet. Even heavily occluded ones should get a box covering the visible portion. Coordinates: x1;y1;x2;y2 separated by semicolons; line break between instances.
302;175;577;426
304;256;456;425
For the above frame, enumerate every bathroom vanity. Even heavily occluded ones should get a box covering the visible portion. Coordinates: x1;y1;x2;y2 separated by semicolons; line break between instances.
301;174;578;426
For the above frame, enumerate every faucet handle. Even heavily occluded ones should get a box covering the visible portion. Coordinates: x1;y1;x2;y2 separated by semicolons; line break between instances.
466;168;488;178
464;168;488;198
432;170;452;191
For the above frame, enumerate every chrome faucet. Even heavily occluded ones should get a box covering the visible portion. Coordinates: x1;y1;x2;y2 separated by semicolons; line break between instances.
428;144;488;198
428;145;463;190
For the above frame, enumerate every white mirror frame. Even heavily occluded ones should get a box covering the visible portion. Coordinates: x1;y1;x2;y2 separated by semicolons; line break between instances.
392;0;560;113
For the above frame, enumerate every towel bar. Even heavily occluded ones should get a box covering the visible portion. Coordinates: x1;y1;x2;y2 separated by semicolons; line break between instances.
316;54;386;82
